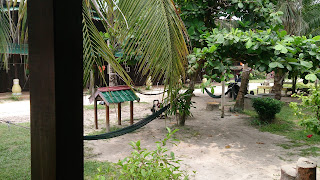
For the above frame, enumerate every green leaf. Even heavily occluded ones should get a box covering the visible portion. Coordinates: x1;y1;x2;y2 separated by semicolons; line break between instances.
245;39;253;49
269;62;284;69
259;65;266;71
238;2;244;8
141;169;147;177
286;64;292;71
305;74;317;82
312;36;320;41
274;44;283;51
274;44;288;53
300;60;313;69
216;34;225;44
269;62;277;68
170;152;175;160
309;51;316;56
208;45;217;53
280;30;287;37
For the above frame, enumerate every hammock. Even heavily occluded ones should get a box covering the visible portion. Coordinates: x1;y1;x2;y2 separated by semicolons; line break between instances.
84;105;169;140
133;88;168;96
204;88;222;98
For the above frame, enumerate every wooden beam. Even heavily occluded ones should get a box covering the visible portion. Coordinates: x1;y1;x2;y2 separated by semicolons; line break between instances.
28;0;83;179
106;105;110;132
94;99;98;129
130;101;134;125
118;103;121;125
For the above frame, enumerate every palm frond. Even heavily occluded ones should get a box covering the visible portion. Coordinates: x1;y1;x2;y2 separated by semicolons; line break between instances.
83;0;132;87
0;4;12;70
302;0;320;36
117;0;190;100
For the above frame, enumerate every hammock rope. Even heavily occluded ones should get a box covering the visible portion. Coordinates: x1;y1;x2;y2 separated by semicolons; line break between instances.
84;105;169;140
204;88;222;98
133;88;168;96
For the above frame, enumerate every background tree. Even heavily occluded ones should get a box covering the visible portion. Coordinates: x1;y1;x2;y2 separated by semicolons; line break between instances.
0;3;11;69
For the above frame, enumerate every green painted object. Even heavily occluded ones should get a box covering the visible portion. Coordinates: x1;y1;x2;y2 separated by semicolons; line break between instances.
100;89;139;104
0;43;28;55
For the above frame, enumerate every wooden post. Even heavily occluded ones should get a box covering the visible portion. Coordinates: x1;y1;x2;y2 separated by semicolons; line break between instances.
29;0;83;179
94;99;98;129
118;103;121;125
106;105;110;132
221;71;226;118
130;101;134;125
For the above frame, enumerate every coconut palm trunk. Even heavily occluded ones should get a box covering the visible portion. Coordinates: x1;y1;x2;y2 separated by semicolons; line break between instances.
234;64;250;111
271;69;286;100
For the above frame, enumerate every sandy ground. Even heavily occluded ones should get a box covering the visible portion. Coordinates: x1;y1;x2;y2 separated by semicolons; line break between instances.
1;86;319;179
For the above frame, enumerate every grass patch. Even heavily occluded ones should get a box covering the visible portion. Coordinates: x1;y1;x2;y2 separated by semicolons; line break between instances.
84;161;114;180
299;147;320;157
0;122;116;180
244;105;320;156
0;122;31;179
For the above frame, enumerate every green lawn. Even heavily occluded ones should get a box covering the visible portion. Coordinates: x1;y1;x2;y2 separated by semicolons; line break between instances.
0;123;31;179
0;123;110;180
244;106;320;156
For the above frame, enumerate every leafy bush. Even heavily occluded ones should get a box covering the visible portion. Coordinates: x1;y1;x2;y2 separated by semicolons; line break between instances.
252;97;284;122
290;87;320;134
94;128;190;179
249;70;266;80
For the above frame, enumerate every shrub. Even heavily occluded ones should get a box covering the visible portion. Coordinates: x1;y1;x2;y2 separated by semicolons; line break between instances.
252;97;284;122
94;128;191;179
290;87;320;134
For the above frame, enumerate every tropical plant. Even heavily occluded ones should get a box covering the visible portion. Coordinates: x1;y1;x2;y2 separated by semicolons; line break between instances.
196;27;320;110
302;0;320;36
252;97;284;122
277;0;320;36
82;0;190;102
1;0;190;104
290;86;320;134
0;3;12;69
94;128;190;179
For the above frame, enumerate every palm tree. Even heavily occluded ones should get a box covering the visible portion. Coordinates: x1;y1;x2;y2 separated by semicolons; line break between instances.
302;0;320;36
278;0;320;36
1;0;190;102
0;3;12;69
83;0;190;101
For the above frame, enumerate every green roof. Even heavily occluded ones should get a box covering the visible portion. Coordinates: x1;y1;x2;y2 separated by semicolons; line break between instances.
0;43;28;55
100;89;139;104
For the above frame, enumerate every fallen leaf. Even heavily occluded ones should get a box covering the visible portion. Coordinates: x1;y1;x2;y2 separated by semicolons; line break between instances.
225;145;231;149
256;142;265;144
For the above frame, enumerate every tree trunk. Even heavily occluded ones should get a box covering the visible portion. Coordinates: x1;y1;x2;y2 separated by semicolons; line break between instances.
179;75;195;126
292;75;297;94
296;157;317;180
234;64;250;111
179;61;203;126
271;69;285;100
109;65;118;86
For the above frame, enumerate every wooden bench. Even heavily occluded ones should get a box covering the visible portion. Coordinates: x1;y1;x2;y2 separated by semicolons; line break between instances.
257;86;291;96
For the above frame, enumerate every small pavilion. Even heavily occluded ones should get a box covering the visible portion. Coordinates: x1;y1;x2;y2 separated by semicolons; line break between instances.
90;85;140;131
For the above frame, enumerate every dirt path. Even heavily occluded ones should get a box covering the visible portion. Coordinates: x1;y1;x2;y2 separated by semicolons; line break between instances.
1;89;319;179
84;89;319;180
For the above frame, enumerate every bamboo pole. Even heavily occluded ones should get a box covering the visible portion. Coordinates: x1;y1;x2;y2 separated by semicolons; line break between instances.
106;105;110;132
130;101;134;125
94;99;98;129
118;103;121;125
